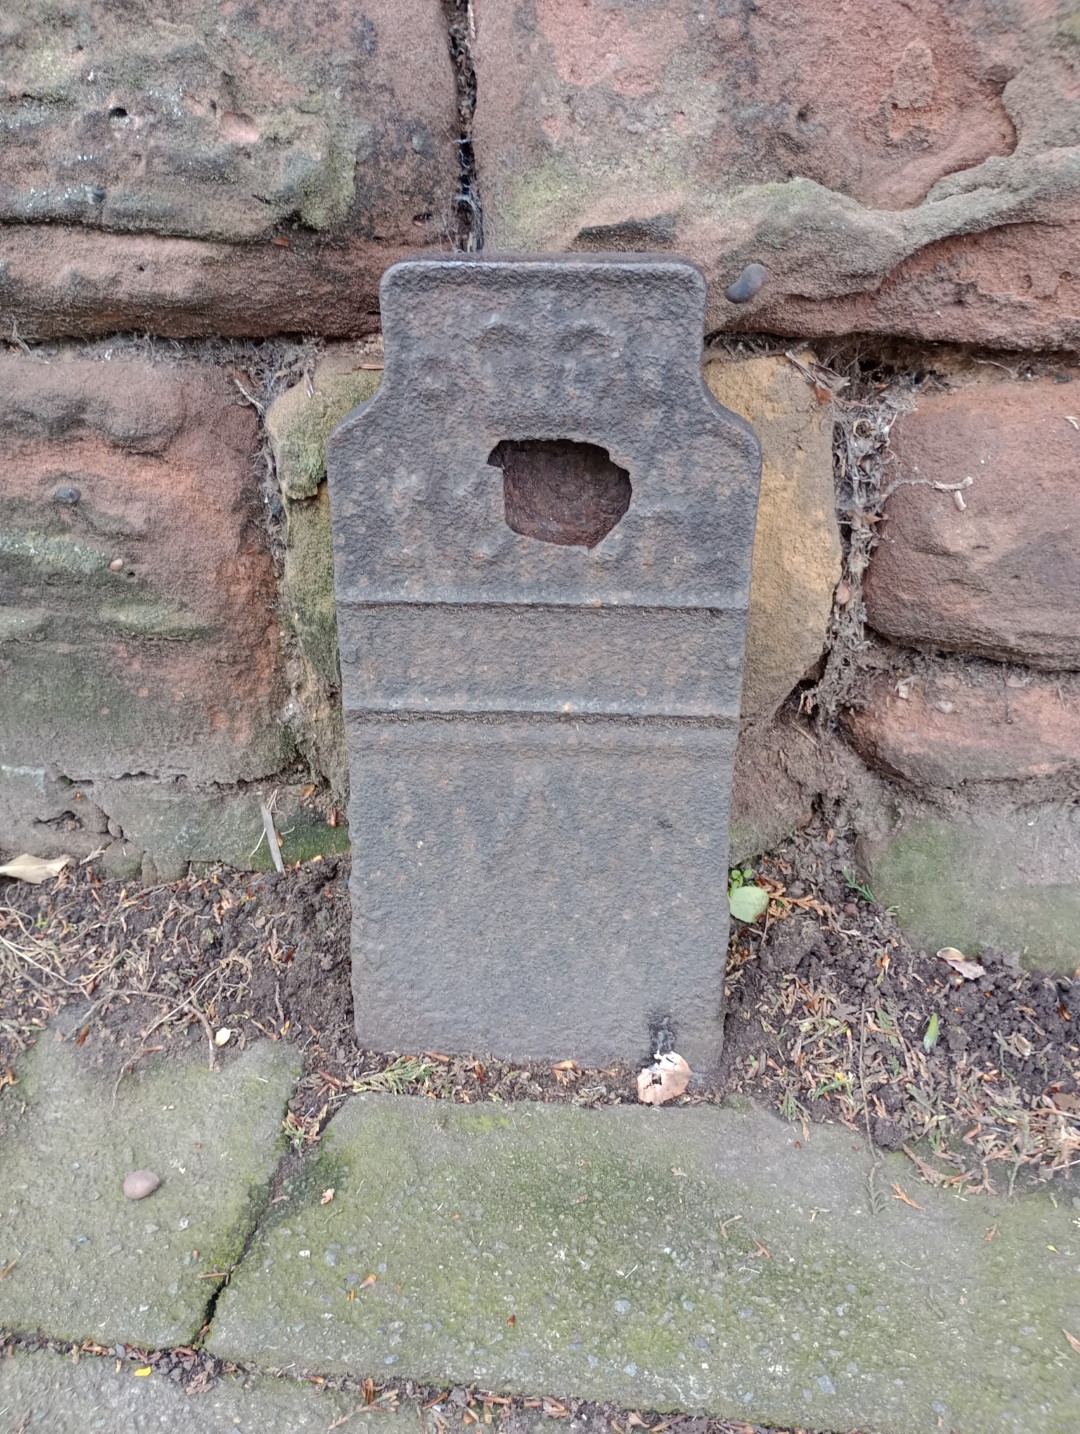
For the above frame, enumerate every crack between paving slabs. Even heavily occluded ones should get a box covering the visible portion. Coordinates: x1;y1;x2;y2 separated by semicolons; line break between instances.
0;1325;847;1434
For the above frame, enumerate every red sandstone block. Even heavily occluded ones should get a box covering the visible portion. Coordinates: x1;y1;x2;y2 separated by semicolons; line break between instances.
0;0;457;338
864;377;1080;669
472;0;1080;351
846;668;1080;789
0;353;289;783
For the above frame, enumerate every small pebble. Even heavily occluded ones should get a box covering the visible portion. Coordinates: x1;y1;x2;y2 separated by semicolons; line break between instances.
109;557;124;572
53;485;82;505
123;1169;161;1201
724;262;768;304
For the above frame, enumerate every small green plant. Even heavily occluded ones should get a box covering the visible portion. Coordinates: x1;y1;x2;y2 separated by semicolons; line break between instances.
281;1114;307;1153
779;1088;808;1123
922;1012;941;1053
842;867;875;904
728;866;768;923
352;1055;434;1094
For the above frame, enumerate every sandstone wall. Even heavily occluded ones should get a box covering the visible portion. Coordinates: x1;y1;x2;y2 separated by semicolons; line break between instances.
2;0;1078;967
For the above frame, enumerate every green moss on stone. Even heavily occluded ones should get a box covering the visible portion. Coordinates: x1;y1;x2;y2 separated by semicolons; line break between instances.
277;806;351;865
284;485;338;684
498;157;593;250
298;130;360;230
0;1039;299;1348
209;1096;1080;1431
271;369;382;500
96;600;214;640
0;529;110;578
1057;12;1080;46
867;816;1080;972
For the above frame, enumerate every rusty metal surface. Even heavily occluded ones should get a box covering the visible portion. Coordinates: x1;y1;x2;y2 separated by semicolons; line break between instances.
327;254;761;1071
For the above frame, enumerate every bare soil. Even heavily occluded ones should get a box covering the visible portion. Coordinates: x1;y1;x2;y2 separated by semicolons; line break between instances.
2;823;1076;1190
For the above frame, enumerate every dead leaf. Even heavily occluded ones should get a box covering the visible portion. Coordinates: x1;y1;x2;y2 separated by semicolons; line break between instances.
936;947;986;980
1065;1330;1080;1356
636;1052;691;1106
891;1182;926;1211
0;853;71;883
902;1145;945;1185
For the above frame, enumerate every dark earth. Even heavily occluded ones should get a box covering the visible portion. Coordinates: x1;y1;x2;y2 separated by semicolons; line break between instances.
2;820;1076;1186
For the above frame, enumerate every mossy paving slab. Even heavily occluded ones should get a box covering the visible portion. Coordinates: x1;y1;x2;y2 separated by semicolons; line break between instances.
0;1348;363;1433
210;1096;1080;1434
0;1039;299;1348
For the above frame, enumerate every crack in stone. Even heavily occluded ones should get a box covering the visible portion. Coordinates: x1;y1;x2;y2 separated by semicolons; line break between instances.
442;0;484;251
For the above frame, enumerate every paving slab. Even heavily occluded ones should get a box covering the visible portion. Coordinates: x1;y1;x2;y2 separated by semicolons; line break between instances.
210;1095;1080;1434
0;1039;299;1348
0;1347;360;1433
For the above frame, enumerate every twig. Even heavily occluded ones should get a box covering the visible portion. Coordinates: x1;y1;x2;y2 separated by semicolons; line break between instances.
880;474;973;500
185;997;218;1071
232;378;264;414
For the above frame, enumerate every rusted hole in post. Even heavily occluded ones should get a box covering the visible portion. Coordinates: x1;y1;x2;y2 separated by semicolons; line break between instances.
490;439;631;549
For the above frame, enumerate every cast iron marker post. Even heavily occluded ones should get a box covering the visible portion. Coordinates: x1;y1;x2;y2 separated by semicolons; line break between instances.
327;254;761;1072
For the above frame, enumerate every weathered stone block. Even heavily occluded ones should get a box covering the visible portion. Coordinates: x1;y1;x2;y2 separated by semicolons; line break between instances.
328;256;761;1070
0;1351;371;1434
0;353;289;800
730;712;822;863
705;355;840;720
864;377;1080;668
0;228;409;342
472;0;1080;350
0;0;457;338
95;779;349;883
266;353;384;798
0;1038;299;1347
847;666;1080;789
209;1093;1080;1430
861;804;1080;972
